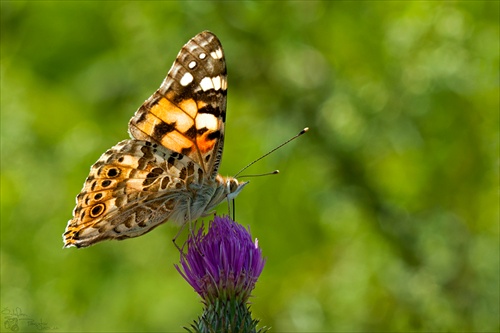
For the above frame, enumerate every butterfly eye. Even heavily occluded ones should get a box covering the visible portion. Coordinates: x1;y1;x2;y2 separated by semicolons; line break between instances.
226;179;236;192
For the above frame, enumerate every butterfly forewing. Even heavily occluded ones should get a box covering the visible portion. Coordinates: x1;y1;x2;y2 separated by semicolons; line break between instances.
64;31;244;248
128;31;227;180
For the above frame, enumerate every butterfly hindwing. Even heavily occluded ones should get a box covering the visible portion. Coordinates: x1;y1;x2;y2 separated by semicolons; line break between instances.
128;31;227;180
63;139;205;248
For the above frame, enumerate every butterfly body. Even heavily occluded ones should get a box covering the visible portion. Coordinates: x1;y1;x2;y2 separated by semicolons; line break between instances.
64;31;246;248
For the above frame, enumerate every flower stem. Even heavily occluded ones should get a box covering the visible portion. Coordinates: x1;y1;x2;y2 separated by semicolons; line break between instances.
186;298;267;333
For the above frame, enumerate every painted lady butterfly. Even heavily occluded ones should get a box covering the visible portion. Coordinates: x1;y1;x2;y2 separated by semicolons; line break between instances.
63;31;247;248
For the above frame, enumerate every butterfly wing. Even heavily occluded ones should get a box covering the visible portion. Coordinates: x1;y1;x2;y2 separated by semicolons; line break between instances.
63;139;205;248
64;31;230;248
128;31;227;181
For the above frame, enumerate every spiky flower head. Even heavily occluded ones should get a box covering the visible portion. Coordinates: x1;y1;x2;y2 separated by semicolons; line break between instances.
176;216;267;333
176;215;265;305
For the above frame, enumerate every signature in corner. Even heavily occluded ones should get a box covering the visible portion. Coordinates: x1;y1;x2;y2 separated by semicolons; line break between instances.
2;307;58;331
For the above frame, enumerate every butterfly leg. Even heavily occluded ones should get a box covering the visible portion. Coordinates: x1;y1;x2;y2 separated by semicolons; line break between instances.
172;197;192;252
232;199;236;220
226;196;236;220
186;199;206;256
172;197;198;253
172;219;188;253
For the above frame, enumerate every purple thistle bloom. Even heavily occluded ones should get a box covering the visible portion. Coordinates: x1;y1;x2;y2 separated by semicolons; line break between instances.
176;215;266;305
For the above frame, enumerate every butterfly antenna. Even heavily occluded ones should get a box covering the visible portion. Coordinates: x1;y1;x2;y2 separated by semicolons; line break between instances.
238;170;280;178
234;127;309;178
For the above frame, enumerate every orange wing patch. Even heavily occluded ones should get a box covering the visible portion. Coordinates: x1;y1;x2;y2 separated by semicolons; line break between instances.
151;97;194;133
196;134;217;153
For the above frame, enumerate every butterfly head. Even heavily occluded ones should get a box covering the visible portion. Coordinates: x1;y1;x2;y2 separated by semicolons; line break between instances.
224;177;248;201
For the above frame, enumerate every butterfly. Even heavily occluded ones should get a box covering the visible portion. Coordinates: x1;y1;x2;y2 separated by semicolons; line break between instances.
63;31;248;248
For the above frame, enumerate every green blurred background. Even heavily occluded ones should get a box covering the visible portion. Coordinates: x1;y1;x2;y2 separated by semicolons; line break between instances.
1;1;498;332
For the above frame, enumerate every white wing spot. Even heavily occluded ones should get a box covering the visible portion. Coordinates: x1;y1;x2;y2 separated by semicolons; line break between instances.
188;61;197;69
200;77;214;91
210;48;223;60
212;76;221;91
199;53;207;60
180;72;194;86
199;76;224;92
196;113;218;131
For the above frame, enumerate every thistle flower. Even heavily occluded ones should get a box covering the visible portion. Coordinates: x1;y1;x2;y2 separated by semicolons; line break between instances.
175;215;267;333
